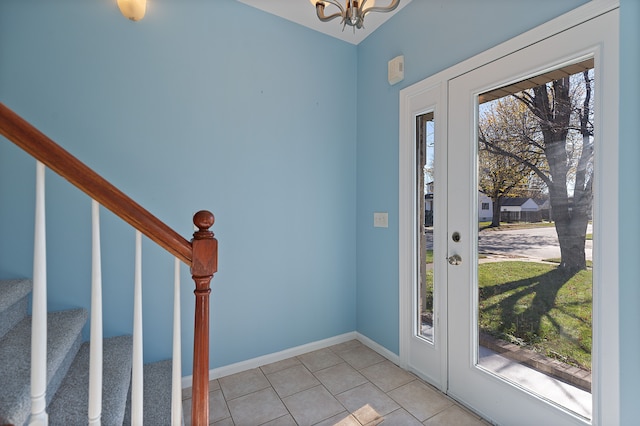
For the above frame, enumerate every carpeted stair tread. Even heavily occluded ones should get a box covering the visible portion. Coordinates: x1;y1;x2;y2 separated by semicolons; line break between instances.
0;308;88;426
124;359;175;425
0;279;32;340
48;335;133;426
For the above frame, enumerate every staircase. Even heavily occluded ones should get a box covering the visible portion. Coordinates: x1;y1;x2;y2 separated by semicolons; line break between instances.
0;102;217;424
0;279;173;425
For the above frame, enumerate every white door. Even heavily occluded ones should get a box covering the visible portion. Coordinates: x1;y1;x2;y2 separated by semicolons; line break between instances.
446;10;619;425
400;6;619;425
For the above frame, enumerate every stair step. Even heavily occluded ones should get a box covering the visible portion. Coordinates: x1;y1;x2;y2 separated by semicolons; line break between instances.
0;279;32;340
0;308;88;426
48;335;133;426
124;359;176;425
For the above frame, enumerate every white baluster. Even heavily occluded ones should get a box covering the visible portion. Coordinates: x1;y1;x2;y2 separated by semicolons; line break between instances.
30;161;48;426
131;231;143;425
88;200;103;425
171;258;183;426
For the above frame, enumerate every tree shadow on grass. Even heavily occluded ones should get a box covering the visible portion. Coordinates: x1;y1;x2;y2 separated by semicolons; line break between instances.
479;267;585;352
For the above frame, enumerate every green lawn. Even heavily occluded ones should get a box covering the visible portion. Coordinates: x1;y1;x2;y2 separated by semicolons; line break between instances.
424;250;434;311
421;253;590;369
478;261;592;370
425;249;433;264
543;258;593;268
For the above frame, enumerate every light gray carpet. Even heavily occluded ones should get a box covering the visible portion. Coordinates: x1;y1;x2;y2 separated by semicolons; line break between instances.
0;308;87;426
48;335;133;425
0;279;174;425
0;279;32;339
124;359;175;425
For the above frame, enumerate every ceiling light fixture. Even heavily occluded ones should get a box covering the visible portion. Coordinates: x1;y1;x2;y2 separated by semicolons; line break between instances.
117;0;146;21
309;0;400;31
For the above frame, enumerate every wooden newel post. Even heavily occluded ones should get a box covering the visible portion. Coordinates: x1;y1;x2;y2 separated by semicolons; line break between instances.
190;210;218;426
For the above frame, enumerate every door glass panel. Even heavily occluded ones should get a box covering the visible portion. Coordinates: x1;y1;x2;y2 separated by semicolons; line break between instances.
417;112;435;342
476;60;594;419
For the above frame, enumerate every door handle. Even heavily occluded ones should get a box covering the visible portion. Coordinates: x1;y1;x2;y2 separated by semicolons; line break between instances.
448;254;462;265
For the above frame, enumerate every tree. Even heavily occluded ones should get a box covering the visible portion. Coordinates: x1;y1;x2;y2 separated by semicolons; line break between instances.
478;97;545;227
481;69;594;271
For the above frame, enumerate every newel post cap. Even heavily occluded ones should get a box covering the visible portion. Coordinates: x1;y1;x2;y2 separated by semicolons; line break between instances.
193;210;215;235
191;210;217;279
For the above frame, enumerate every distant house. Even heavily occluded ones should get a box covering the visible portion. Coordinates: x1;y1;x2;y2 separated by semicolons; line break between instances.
534;197;551;221
535;198;550;210
478;194;493;222
429;184;497;225
501;197;541;222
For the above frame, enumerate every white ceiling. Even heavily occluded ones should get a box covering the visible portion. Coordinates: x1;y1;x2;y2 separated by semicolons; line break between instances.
236;0;412;45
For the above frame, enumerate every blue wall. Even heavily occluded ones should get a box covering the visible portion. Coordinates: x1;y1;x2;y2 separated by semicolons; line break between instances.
355;0;588;354
0;0;357;373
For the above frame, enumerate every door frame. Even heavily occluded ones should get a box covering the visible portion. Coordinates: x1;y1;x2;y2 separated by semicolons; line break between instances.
398;79;448;390
399;0;620;423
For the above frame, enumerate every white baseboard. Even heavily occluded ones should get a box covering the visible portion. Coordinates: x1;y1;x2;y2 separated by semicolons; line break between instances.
181;331;401;389
181;332;357;388
354;332;400;365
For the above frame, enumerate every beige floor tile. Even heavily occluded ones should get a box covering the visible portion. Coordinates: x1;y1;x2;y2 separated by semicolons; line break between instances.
329;339;363;355
336;344;385;370
210;389;231;423
227;387;288;426
377;408;424;425
183;391;230;426
387;380;453;421
298;347;344;372
314;362;369;395
360;361;416;392
261;414;298;425
423;405;487;426
336;383;400;424
219;368;270;400
184;341;494;426
267;364;320;398
313;411;361;426
212;417;234;426
283;385;345;426
261;356;302;375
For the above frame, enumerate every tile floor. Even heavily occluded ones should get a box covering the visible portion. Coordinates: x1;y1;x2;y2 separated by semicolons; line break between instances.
182;340;490;425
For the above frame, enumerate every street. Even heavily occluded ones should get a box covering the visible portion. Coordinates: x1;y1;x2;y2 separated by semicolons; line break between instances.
478;224;593;261
424;224;593;261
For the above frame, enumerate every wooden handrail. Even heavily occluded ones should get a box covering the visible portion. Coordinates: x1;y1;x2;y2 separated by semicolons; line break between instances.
0;103;192;265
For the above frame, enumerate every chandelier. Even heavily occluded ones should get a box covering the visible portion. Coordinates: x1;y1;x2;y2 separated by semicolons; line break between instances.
310;0;400;31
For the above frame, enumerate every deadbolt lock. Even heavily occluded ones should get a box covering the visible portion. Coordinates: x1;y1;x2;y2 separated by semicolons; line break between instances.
452;232;461;242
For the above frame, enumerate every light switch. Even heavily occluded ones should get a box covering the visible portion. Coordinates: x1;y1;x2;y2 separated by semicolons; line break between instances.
374;212;388;228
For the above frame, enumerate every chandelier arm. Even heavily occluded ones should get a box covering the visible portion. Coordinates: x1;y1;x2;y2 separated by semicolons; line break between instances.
315;0;346;22
315;2;344;22
316;8;344;22
361;0;400;17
